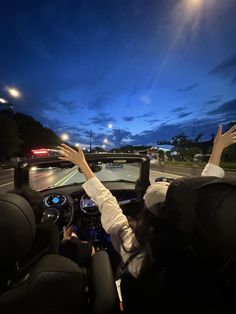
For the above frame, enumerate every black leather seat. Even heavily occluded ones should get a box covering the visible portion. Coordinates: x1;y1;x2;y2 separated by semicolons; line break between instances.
121;177;236;314
0;193;119;314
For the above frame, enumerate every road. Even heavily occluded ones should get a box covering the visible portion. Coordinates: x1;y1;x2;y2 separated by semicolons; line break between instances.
0;163;235;193
151;163;236;179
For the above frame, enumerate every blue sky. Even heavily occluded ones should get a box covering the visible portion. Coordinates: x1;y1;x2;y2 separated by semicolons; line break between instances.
1;0;236;148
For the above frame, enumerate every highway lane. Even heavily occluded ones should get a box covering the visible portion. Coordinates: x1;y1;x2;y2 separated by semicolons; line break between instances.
1;163;235;193
0;164;181;193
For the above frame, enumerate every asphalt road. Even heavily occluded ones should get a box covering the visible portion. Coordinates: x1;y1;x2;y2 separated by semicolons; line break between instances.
0;163;235;193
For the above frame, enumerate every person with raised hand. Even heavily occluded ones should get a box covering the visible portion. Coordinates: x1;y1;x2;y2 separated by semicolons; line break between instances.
57;124;236;279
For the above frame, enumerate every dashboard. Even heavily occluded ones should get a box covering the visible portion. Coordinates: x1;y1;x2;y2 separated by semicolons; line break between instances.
40;183;141;247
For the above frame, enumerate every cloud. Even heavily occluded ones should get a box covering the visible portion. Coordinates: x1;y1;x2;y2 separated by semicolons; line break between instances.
232;75;236;84
178;112;192;118
129;117;220;146
139;95;151;105
146;119;160;124
209;53;236;77
58;100;77;113
207;98;236;118
142;112;155;118
172;106;186;112
17;96;57;120
177;83;199;92
122;112;155;122
87;93;112;111
89;113;115;127
205;96;222;105
123;116;136;122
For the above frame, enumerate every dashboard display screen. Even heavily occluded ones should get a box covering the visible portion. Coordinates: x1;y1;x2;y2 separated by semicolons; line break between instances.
82;198;96;208
44;194;67;207
80;194;99;214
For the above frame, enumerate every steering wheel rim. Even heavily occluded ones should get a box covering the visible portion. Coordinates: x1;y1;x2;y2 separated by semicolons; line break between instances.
41;192;75;230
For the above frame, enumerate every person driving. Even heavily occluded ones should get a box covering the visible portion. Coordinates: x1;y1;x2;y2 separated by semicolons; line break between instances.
57;124;236;278
10;187;95;267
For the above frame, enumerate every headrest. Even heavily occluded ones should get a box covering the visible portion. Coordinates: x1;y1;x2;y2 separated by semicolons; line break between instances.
195;181;236;262
0;193;36;264
163;176;236;261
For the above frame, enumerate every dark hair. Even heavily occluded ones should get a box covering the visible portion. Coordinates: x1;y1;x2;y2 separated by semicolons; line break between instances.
121;203;181;278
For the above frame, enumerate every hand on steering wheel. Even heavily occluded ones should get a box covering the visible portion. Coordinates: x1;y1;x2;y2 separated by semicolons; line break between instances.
63;225;78;240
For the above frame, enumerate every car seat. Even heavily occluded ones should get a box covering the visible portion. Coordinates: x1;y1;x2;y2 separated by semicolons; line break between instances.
0;192;119;314
120;176;236;314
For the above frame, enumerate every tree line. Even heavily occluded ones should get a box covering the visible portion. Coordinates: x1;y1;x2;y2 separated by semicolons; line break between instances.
0;109;60;160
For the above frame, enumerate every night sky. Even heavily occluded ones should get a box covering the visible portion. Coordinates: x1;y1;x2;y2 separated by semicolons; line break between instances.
1;0;236;148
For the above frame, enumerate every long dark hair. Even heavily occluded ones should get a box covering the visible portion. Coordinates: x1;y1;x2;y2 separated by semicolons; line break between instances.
121;203;181;278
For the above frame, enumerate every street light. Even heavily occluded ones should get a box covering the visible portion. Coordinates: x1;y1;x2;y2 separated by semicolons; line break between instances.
0;98;7;104
6;87;21;98
103;138;108;144
61;133;69;141
0;97;14;110
108;123;113;129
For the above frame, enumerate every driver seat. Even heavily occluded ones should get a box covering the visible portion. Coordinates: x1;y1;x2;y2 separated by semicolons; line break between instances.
0;193;119;314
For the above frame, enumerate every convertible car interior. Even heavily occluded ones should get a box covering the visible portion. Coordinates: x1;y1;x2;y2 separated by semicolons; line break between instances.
0;153;236;313
0;153;150;314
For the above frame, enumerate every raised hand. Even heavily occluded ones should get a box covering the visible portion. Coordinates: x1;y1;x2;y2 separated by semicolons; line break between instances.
57;143;86;166
213;124;236;152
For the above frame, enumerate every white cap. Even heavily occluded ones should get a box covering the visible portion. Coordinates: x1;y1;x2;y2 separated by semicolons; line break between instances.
143;181;170;214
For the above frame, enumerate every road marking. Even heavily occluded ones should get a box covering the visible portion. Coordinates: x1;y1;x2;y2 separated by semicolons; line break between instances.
0;181;14;187
54;168;78;186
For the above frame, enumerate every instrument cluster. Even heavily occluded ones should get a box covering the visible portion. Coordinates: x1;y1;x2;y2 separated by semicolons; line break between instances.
43;194;67;207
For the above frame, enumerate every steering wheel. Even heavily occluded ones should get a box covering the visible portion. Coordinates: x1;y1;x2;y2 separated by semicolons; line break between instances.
41;192;75;231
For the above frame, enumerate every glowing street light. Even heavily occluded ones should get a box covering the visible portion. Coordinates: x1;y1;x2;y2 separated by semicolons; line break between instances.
108;123;113;129
61;133;69;141
0;98;7;104
103;138;108;144
6;87;21;98
190;0;203;6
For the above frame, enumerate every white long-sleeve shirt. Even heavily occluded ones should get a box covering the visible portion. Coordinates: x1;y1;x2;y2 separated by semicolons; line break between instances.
82;163;224;277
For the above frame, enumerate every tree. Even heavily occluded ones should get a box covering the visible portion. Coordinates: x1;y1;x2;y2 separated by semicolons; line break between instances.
14;113;60;156
157;149;164;160
0;111;22;160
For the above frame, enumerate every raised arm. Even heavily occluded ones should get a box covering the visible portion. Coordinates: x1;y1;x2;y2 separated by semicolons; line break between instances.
208;125;236;165
58;144;95;180
201;124;236;177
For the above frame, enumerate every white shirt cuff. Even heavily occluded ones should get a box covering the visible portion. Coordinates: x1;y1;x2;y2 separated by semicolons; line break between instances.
201;163;225;178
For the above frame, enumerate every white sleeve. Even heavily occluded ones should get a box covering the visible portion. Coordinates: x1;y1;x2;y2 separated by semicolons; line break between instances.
82;176;144;277
82;176;129;234
201;163;225;178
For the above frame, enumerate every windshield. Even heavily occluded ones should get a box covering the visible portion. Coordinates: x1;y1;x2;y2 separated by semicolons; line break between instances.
29;161;140;191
